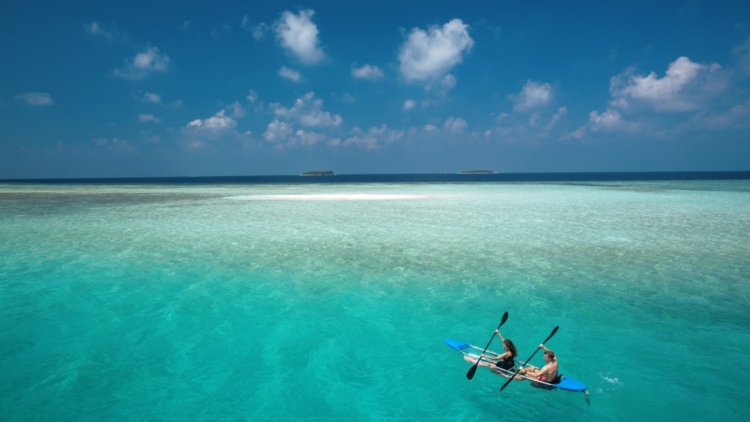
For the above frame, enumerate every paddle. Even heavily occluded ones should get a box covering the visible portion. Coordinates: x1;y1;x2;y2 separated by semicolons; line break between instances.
466;311;509;380
500;326;559;392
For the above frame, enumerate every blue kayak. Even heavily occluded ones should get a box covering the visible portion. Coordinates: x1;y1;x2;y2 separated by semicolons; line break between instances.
445;338;588;393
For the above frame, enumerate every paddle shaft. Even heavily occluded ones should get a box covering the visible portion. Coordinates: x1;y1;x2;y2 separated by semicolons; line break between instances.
466;312;508;380
500;326;559;391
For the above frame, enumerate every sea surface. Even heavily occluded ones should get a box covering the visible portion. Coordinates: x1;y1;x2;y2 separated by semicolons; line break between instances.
1;174;749;421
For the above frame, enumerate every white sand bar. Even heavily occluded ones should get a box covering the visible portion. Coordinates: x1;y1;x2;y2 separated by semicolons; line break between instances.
226;194;428;201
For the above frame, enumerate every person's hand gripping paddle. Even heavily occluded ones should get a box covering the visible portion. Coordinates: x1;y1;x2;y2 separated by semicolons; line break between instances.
466;312;509;380
500;326;559;391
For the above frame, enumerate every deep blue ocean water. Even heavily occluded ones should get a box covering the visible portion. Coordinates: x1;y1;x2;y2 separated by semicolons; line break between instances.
1;173;749;421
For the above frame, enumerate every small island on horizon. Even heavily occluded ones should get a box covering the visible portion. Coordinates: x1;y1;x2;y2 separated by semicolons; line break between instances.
458;170;496;174
300;170;335;176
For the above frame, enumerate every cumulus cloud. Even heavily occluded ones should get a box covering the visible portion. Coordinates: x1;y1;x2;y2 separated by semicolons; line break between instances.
398;19;473;84
510;80;553;112
733;37;750;74
440;74;456;92
562;108;639;140
278;66;302;82
339;93;355;103
187;110;235;131
226;101;246;118
562;125;587;141
180;109;255;151
275;9;326;65
113;46;170;80
270;92;342;127
294;130;328;146
138;114;161;123
92;137;137;154
344;125;404;149
246;89;258;102
443;116;467;134
609;56;723;112
242;16;269;40
16;92;53;106
403;99;416;111
352;64;384;80
263;119;294;143
543;107;568;134
143;92;161;104
83;21;125;41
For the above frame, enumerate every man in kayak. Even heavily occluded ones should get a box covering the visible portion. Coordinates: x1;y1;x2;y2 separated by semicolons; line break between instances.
517;344;558;384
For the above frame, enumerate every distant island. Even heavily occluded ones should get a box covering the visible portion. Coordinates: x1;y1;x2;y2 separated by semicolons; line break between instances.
458;170;496;174
300;170;335;176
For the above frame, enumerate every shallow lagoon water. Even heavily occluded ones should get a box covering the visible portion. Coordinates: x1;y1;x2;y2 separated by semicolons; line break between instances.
1;181;749;421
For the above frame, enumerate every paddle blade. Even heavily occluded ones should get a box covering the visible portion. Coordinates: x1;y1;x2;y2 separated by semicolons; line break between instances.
544;326;559;344
499;311;509;327
500;373;516;391
466;363;479;380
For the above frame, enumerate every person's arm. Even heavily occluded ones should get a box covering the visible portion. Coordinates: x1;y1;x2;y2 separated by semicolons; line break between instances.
539;344;558;365
495;329;506;342
481;351;509;361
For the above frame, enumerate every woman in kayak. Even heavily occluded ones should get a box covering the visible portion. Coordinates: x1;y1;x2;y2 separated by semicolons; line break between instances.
480;329;518;373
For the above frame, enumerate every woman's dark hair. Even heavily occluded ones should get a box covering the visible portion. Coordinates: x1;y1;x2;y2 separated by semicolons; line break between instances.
503;339;517;358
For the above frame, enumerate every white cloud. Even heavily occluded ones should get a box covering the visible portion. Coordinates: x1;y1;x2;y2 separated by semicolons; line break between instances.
339;93;355;103
352;64;384;80
187;110;237;133
16;92;53;106
403;99;416;111
92;137;137;154
423;124;438;131
398;19;474;83
271;92;342;127
278;66;302;82
181;110;245;150
484;130;491;139
440;74;456;92
138;114;161;123
732;37;750;74
113;46;170;80
246;89;258;102
543;107;567;134
510;80;553;112
344;125;404;149
275;9;326;65
295;130;328;146
143;92;161;104
443;116;467;134
263;119;294;142
242;16;268;40
562;125;587;141
226;101;246;118
588;109;640;133
609;56;722;112
83;21;125;41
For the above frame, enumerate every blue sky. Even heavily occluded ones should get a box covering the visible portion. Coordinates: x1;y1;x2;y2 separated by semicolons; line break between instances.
2;0;750;178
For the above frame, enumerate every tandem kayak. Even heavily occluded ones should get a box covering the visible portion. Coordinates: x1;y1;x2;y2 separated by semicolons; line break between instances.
444;338;588;393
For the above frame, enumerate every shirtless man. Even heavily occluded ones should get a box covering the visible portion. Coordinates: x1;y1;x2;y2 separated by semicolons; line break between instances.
517;344;558;384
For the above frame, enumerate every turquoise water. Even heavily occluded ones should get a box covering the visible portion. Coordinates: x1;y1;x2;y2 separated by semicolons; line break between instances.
1;181;749;421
